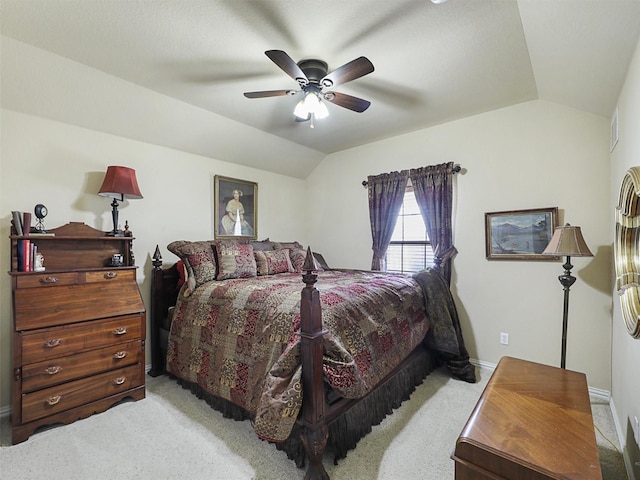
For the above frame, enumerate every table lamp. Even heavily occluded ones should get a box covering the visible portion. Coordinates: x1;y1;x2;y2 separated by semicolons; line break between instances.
98;166;143;236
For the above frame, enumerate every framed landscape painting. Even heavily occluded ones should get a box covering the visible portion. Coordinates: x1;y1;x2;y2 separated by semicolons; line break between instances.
485;207;558;260
214;175;258;240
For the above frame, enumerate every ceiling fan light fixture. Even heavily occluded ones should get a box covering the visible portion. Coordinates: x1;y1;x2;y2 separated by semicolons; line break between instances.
294;91;329;120
293;95;310;119
311;94;330;119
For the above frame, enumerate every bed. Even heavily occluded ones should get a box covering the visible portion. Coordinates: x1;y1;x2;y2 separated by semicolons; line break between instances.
148;238;475;480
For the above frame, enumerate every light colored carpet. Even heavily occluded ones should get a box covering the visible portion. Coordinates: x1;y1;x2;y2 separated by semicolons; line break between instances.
0;366;628;479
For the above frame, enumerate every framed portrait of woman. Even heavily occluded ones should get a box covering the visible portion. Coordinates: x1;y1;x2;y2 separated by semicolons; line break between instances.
214;175;258;239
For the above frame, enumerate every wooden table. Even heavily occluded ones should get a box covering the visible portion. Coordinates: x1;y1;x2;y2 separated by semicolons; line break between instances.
452;356;602;479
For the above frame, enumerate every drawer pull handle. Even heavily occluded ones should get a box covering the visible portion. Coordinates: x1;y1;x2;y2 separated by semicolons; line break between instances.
45;366;62;375
113;351;127;359
47;395;62;406
113;327;128;336
113;377;126;386
104;271;117;279
44;338;62;348
40;276;59;284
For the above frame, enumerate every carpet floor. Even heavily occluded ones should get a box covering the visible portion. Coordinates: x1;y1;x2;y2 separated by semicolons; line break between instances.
0;365;628;479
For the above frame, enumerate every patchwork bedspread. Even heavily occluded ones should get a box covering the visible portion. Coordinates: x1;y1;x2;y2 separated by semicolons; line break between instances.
166;270;431;442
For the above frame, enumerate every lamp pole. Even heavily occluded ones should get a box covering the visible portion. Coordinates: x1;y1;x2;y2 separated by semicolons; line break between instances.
558;255;576;369
543;223;593;370
108;197;121;236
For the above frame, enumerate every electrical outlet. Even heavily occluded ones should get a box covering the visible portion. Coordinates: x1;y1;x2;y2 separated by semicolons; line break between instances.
500;332;509;345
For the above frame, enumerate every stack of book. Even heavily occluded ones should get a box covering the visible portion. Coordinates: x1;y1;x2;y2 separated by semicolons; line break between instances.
17;239;37;272
11;211;28;236
12;210;51;272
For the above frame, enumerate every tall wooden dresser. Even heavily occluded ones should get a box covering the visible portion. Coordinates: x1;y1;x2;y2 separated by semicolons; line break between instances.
9;222;146;444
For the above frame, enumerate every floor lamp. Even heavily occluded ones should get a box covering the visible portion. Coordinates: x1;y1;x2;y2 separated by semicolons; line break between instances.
542;224;593;369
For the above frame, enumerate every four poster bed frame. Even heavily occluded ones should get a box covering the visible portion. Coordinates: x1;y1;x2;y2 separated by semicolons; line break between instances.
148;246;473;480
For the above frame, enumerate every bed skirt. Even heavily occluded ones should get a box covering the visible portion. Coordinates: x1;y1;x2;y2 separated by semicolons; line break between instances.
171;345;437;468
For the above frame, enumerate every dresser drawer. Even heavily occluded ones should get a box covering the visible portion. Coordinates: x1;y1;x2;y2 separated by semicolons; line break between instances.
14;280;145;330
22;341;143;393
21;363;143;424
15;272;81;289
15;269;136;289
21;314;144;364
85;269;136;284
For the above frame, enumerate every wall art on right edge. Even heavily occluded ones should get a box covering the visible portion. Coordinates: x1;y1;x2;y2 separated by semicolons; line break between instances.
485;207;559;260
615;167;640;338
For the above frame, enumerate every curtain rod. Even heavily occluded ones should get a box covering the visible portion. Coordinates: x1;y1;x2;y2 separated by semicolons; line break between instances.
361;164;462;187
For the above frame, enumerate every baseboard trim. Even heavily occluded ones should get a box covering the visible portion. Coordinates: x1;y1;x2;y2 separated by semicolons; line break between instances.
0;404;10;421
470;358;496;372
589;386;612;402
610;397;637;480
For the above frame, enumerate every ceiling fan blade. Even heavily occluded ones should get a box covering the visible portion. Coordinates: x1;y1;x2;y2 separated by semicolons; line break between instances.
244;90;296;98
265;50;309;87
324;91;371;113
320;57;374;88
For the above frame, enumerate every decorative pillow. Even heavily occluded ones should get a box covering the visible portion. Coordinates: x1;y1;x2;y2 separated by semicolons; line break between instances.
272;241;303;251
250;238;274;251
254;249;295;276
175;260;191;298
214;239;257;280
176;260;187;290
167;240;190;256
287;247;326;273
167;240;217;291
289;247;307;273
313;252;330;271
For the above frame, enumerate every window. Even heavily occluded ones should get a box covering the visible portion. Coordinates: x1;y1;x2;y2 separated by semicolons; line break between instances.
385;188;434;273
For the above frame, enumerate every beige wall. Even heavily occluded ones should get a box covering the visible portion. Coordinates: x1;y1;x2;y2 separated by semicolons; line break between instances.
610;35;640;479
307;100;613;390
0;110;308;414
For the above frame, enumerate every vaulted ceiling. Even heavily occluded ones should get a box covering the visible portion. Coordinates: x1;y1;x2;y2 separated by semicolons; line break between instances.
2;0;640;176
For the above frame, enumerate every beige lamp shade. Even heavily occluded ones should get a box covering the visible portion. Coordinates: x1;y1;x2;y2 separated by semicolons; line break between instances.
542;224;593;257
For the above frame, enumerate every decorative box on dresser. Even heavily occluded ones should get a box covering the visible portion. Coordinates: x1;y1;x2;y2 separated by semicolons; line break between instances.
9;222;146;444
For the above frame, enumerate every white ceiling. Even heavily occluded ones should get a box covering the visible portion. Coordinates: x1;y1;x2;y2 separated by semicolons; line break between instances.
2;0;640;166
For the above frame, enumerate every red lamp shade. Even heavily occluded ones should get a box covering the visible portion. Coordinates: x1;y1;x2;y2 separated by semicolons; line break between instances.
98;166;143;200
98;166;142;236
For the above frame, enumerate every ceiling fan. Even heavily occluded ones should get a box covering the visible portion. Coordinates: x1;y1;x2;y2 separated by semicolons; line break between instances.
243;50;374;126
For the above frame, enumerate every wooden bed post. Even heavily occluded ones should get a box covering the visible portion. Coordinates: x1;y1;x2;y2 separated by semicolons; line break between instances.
299;248;329;480
148;245;165;377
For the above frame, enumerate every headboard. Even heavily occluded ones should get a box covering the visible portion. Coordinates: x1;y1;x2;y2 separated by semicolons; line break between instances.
148;246;182;376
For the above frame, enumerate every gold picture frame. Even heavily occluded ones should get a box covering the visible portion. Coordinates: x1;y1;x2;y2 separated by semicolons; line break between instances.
614;167;640;338
485;207;558;260
214;175;258;240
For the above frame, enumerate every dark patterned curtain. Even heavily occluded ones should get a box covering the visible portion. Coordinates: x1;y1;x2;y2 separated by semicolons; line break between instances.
410;162;458;284
367;171;410;271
